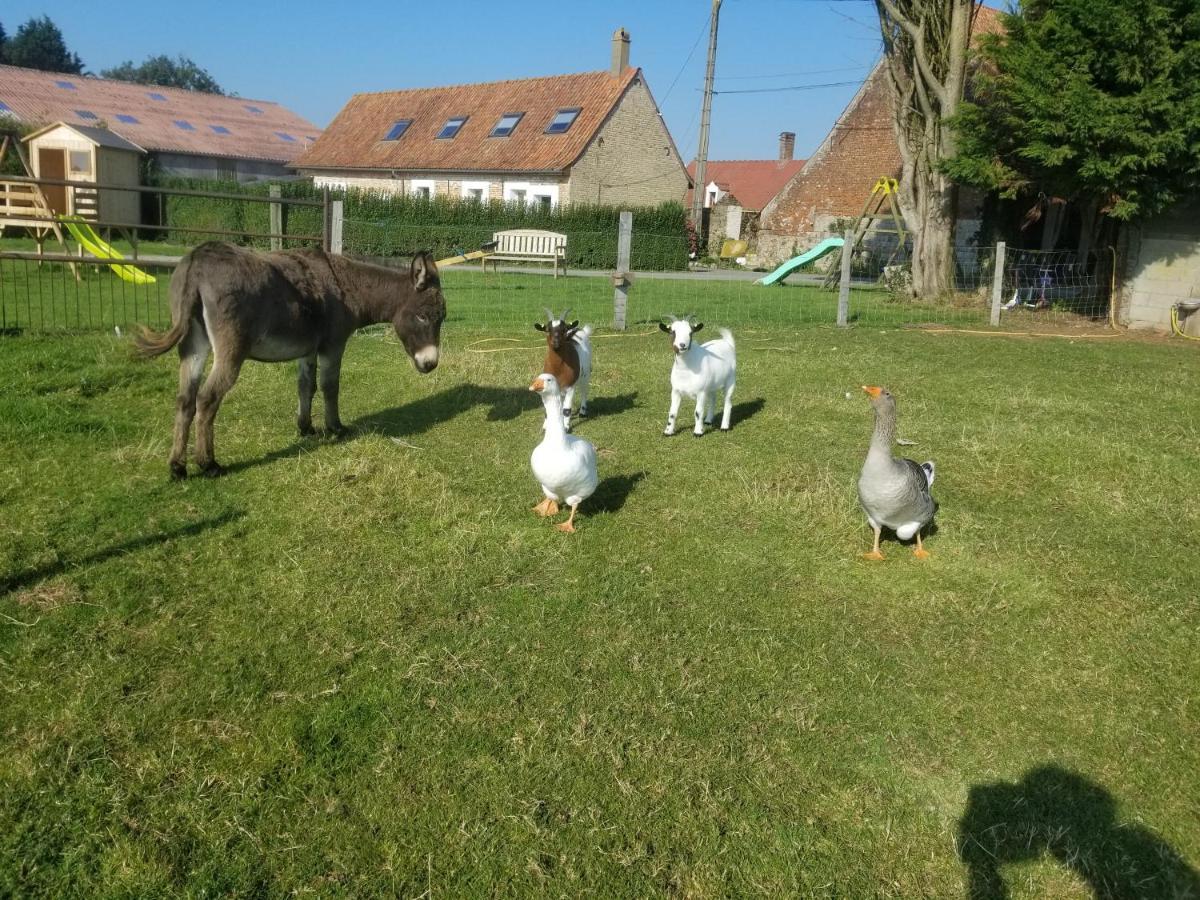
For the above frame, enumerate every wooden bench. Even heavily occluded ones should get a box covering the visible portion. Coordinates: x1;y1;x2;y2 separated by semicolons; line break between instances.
484;228;568;278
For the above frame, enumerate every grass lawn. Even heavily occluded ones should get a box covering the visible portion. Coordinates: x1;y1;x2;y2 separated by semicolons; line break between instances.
1;322;1197;897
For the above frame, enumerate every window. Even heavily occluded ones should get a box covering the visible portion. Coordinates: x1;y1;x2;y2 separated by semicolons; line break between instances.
274;132;296;142
69;151;91;175
415;186;431;198
210;125;232;135
244;105;265;115
462;180;489;201
0;100;11;113
174;120;195;131
147;92;167;101
534;194;553;211
75;110;98;120
383;119;411;141
410;179;435;199
436;116;468;139
545;108;580;134
505;181;557;207
511;189;526;204
490;113;523;138
115;114;139;124
55;80;77;90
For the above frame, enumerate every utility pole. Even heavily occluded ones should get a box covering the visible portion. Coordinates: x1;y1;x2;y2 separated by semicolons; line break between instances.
690;0;722;238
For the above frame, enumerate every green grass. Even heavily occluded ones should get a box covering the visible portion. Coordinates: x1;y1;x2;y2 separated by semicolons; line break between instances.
2;323;1198;897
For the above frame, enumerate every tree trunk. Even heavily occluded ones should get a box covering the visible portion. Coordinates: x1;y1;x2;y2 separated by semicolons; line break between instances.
876;0;980;298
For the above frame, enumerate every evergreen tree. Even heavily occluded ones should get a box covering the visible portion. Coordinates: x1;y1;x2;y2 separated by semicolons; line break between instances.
946;0;1200;238
4;16;84;74
101;55;224;95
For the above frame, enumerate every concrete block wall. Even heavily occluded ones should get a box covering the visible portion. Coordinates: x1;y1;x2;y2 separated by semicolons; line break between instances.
1119;202;1200;335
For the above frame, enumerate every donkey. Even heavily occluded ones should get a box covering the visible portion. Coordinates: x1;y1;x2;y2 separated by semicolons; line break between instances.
135;241;446;479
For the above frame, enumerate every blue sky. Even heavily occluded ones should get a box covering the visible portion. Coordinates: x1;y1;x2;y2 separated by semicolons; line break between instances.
2;0;885;161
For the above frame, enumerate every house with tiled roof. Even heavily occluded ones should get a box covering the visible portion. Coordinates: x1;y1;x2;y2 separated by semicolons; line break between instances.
755;5;1004;265
291;29;688;209
0;62;321;182
685;135;806;213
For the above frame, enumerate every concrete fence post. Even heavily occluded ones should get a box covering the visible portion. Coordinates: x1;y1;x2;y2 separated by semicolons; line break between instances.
836;229;853;327
269;184;282;252
613;210;632;330
990;240;1006;326
329;200;344;255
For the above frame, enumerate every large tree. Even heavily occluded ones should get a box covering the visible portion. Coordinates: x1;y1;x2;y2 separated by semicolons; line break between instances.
101;55;224;95
0;22;9;64
945;0;1200;254
875;0;983;298
4;15;84;74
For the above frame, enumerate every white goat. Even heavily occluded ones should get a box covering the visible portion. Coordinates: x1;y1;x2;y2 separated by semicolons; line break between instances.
659;316;736;436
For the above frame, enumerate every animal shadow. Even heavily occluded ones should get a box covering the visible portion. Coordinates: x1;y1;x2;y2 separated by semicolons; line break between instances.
354;383;530;437
589;472;647;515
579;391;638;418
958;764;1200;899
730;397;766;427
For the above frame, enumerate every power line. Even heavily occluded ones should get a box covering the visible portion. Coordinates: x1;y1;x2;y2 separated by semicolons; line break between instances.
710;79;863;95
715;64;870;81
660;19;710;105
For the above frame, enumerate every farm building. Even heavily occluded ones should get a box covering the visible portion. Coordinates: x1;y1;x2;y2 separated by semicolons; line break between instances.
0;62;320;184
291;29;688;209
684;132;807;256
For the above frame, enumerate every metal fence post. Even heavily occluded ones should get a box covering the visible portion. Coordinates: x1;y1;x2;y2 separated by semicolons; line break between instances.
613;211;632;330
990;240;1006;326
269;184;282;251
836;229;853;327
329;200;344;255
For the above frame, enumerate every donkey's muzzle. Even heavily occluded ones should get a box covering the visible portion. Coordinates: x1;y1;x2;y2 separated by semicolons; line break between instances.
413;345;440;373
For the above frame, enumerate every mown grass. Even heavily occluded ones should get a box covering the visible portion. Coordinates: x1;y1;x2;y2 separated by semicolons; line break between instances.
1;323;1198;897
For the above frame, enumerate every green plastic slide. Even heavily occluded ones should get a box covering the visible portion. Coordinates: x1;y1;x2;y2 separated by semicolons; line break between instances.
757;236;844;286
60;215;157;285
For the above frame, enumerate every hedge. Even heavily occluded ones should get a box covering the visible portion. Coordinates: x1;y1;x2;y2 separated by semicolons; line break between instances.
150;178;689;270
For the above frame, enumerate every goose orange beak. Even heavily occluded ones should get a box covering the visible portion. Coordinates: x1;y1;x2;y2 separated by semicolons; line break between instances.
529;378;545;392
862;385;883;398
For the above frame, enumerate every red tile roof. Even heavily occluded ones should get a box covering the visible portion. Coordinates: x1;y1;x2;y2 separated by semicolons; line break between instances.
292;68;640;173
685;159;807;211
0;63;321;163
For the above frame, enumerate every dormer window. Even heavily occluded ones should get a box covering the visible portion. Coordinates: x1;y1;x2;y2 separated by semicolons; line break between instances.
383;119;412;141
436;116;468;139
545;108;580;134
490;113;523;138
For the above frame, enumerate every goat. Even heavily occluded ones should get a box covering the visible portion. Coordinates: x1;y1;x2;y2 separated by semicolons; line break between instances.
659;315;736;436
534;307;593;430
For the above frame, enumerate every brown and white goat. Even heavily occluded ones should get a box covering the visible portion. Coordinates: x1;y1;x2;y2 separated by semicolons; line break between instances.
534;307;592;430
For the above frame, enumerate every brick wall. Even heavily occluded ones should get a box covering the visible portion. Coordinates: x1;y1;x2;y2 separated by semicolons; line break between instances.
310;172;563;202
567;76;689;208
756;65;902;267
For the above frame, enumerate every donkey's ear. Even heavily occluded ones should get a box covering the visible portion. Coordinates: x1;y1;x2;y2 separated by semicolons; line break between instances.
691;322;704;333
411;251;438;290
659;322;671;332
534;322;547;331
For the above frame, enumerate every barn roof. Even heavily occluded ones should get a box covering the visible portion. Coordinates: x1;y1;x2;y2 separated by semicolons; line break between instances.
292;68;641;174
685;159;807;212
0;63;321;164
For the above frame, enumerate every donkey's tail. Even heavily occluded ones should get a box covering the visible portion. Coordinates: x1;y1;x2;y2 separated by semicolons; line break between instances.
133;254;199;358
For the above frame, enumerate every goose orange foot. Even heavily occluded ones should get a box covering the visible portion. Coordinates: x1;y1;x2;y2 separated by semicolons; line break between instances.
533;498;560;517
913;548;931;560
555;520;577;534
861;550;885;561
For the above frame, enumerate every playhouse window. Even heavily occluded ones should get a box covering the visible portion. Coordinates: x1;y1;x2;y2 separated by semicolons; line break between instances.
545;108;580;134
69;151;91;175
436;116;468;139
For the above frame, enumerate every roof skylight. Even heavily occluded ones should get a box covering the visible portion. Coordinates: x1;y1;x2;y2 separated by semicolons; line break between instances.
275;132;296;142
55;80;77;90
210;124;232;135
245;105;265;115
148;92;167;101
173;120;195;131
116;114;139;124
75;110;98;120
383;119;411;141
490;113;523;138
436;116;468;140
545;108;581;135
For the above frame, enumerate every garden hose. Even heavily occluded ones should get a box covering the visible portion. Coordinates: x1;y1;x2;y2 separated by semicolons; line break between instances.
1170;302;1200;342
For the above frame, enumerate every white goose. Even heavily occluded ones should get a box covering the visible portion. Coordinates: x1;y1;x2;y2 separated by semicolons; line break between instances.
529;373;599;533
857;385;936;560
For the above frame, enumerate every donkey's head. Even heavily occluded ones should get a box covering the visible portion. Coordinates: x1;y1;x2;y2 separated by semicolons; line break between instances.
395;251;445;373
659;315;703;354
533;308;580;353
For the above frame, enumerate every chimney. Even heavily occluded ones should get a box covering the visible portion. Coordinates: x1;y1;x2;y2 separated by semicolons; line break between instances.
611;28;630;77
779;131;796;162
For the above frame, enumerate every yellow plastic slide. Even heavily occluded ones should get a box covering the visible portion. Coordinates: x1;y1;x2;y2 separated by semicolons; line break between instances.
59;215;157;285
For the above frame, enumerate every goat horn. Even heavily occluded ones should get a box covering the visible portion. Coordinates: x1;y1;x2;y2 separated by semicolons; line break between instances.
543;307;555;322
560;308;573;321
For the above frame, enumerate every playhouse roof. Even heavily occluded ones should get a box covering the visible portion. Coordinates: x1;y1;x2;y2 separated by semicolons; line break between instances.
0;63;320;164
23;121;146;154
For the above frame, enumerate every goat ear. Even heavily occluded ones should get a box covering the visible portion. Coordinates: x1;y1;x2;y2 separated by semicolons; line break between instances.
534;322;547;331
568;320;579;330
659;322;671;333
691;322;704;333
411;251;437;290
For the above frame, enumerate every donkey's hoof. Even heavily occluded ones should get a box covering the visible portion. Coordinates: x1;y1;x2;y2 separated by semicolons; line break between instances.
169;462;188;481
298;424;317;437
326;425;350;440
199;462;226;479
